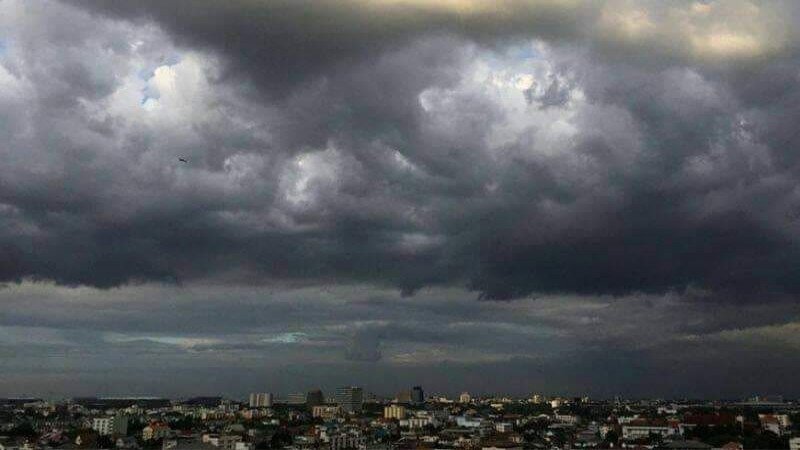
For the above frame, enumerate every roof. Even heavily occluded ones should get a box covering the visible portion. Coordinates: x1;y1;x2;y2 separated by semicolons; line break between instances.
660;440;712;449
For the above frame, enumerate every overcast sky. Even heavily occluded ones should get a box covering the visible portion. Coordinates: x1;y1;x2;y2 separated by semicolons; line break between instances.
2;0;800;399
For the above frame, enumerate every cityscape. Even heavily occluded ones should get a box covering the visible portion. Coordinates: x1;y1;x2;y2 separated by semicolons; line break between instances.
1;389;800;450
4;0;800;449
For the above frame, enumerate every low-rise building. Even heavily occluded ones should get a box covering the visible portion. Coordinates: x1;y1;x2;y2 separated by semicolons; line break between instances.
313;405;343;420
494;422;513;433
143;422;172;441
329;432;366;450
622;424;677;440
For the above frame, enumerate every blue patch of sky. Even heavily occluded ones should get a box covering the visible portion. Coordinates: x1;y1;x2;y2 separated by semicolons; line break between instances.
138;53;182;105
136;53;181;81
504;41;541;61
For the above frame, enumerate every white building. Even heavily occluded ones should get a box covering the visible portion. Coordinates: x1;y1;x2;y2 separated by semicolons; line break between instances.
554;414;579;425
622;425;677;440
456;416;483;428
92;417;114;436
249;393;273;408
788;437;800;450
459;392;471;403
92;415;128;437
495;422;514;433
399;417;435;429
329;433;366;450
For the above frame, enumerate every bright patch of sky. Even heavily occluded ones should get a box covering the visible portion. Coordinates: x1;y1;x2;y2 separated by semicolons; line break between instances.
104;333;221;348
262;332;309;344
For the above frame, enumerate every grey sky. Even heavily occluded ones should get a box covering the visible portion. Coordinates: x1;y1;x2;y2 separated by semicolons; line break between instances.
1;0;800;398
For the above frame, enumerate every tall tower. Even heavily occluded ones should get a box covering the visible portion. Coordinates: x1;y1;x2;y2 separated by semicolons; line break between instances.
335;386;363;413
411;386;424;405
306;389;325;409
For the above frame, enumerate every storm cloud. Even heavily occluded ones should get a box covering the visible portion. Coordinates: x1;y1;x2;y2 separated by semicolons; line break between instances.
1;0;800;396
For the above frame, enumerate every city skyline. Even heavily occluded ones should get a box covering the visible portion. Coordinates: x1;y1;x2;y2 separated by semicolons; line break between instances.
4;392;798;450
2;0;800;399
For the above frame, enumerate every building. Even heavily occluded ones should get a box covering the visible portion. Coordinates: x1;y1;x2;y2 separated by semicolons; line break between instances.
92;417;113;436
456;416;483;428
143;423;171;441
411;386;424;404
287;392;307;405
92;414;128;437
659;440;711;449
335;386;363;413
384;405;407;420
219;434;243;450
481;445;522;450
329;432;366;450
789;437;800;450
459;392;471;404
163;439;218;450
249;393;273;408
400;416;434;429
759;414;789;435
720;442;743;450
306;389;325;409
622;424;677;440
396;391;412;404
116;437;138;449
554;413;579;425
313;405;342;420
495;422;513;433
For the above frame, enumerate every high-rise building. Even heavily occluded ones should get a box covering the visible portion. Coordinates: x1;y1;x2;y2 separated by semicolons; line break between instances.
286;392;307;405
384;404;406;420
306;389;325;409
249;393;273;408
335;386;363;413
396;391;412;404
113;414;129;437
411;386;424;405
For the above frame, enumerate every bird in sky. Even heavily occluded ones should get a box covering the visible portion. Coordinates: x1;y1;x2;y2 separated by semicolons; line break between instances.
178;157;188;163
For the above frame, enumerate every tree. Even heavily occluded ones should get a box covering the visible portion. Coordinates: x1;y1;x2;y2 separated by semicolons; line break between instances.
604;429;619;445
8;422;37;439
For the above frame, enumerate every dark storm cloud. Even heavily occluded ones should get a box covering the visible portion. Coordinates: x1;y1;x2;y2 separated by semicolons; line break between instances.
61;0;600;96
345;330;383;362
2;0;800;303
4;0;800;397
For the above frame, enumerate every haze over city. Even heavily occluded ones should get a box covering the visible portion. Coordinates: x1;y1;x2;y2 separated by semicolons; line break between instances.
2;0;800;401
